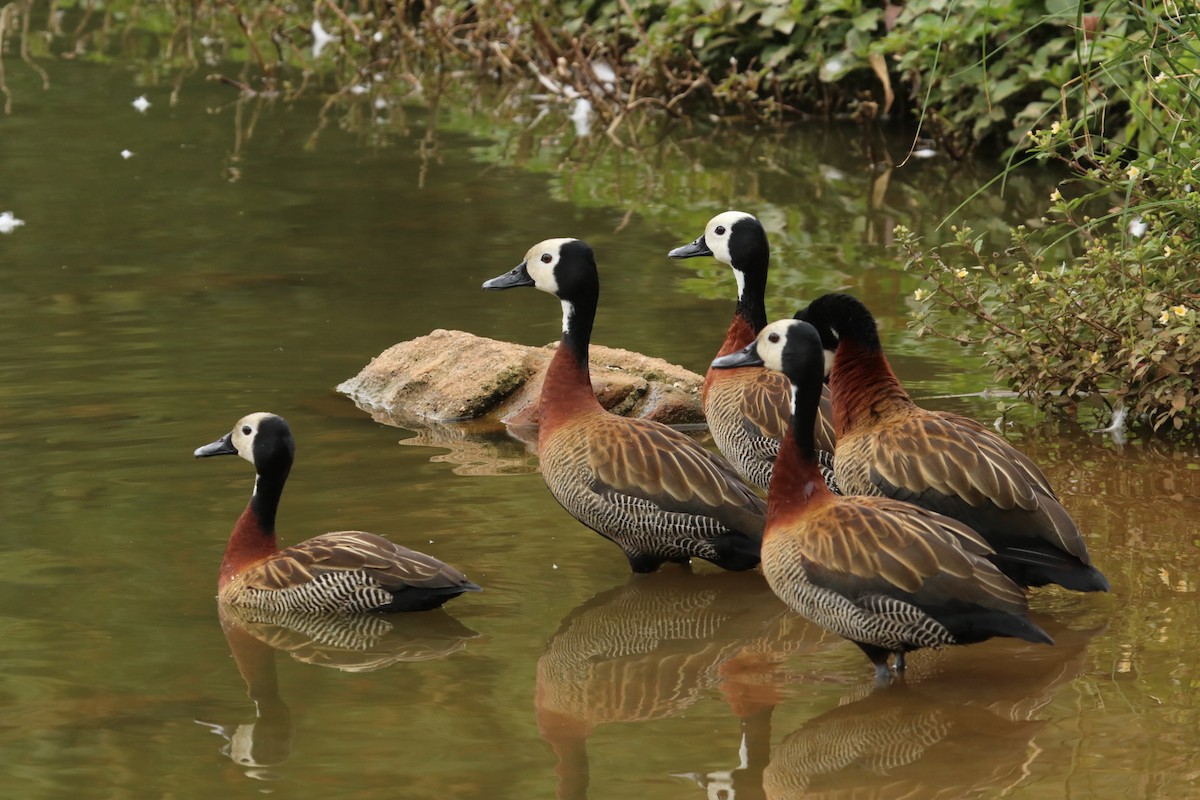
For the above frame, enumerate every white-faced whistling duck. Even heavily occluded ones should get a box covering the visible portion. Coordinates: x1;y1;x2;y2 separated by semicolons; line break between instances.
483;238;766;573
669;211;838;492
795;292;1109;593
713;319;1053;684
194;412;481;613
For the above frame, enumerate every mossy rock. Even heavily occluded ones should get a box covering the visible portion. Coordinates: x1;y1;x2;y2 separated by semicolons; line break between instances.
338;329;706;429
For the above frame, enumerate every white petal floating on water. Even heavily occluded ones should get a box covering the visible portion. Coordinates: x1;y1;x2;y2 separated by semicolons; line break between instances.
312;18;335;57
131;95;150;113
120;149;134;159
570;98;593;137
0;211;25;234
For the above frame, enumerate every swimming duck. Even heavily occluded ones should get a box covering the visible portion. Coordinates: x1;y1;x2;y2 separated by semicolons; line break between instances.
483;238;765;572
713;319;1052;683
194;412;481;612
669;211;836;491
795;293;1109;592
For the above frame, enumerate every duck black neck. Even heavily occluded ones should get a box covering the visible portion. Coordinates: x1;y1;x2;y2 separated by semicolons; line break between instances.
560;292;597;372
736;268;769;334
249;464;289;535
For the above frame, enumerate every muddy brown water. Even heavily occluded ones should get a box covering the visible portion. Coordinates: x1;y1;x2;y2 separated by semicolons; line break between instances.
1;55;1196;799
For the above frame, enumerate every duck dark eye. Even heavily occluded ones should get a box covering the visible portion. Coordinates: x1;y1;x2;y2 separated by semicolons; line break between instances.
715;226;726;235
541;253;553;264
768;333;780;343
242;426;252;435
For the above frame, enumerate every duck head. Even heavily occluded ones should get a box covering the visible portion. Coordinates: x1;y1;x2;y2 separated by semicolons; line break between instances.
195;412;295;477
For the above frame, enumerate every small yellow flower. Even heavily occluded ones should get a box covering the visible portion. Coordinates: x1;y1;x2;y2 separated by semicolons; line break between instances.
913;288;928;302
1050;121;1061;134
1050;188;1063;202
955;268;968;278
1127;165;1141;180
1173;304;1189;317
1029;273;1041;285
1090;352;1101;365
1159;310;1171;325
1178;334;1188;347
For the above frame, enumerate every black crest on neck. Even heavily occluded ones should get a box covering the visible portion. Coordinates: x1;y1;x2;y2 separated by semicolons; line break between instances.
779;321;827;460
556;239;599;367
730;216;769;332
251;415;294;532
795;293;881;352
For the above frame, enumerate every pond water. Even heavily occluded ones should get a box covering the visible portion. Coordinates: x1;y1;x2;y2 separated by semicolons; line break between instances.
2;42;1199;800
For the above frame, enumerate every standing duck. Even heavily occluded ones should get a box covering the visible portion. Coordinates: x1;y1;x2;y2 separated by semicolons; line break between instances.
668;211;836;491
483;238;766;573
194;412;481;612
795;292;1109;592
713;319;1052;683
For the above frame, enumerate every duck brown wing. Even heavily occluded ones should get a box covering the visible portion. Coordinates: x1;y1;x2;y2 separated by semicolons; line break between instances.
846;412;1090;560
861;414;1037;509
588;416;766;538
246;531;475;594
735;371;836;457
814;383;837;456
735;368;792;442
789;498;1026;614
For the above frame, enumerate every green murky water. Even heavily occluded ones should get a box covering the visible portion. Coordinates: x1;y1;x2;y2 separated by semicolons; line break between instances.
2;49;1199;800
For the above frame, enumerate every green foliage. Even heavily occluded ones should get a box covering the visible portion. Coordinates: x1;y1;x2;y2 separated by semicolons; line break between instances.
6;0;1184;153
902;0;1200;433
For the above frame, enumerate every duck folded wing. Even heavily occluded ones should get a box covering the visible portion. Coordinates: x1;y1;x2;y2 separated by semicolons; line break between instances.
587;416;767;536
732;372;836;455
866;413;1057;509
733;369;792;442
245;531;473;593
861;414;1089;559
794;499;1027;613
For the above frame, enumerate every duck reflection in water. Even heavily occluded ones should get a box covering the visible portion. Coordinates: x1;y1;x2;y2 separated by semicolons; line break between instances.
197;603;478;779
761;615;1105;800
535;570;835;800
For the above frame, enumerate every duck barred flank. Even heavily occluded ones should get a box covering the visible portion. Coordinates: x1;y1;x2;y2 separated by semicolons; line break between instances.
763;548;955;652
224;570;396;615
547;478;737;563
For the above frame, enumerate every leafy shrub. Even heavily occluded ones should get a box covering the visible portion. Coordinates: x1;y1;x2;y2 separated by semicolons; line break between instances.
902;2;1200;432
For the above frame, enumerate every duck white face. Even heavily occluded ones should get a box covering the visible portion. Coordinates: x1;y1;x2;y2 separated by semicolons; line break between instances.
750;319;796;373
522;238;577;295
229;412;276;466
703;210;755;268
483;238;586;335
194;412;278;467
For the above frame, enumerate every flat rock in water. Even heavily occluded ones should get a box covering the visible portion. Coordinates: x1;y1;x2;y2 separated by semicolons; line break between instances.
337;329;705;428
